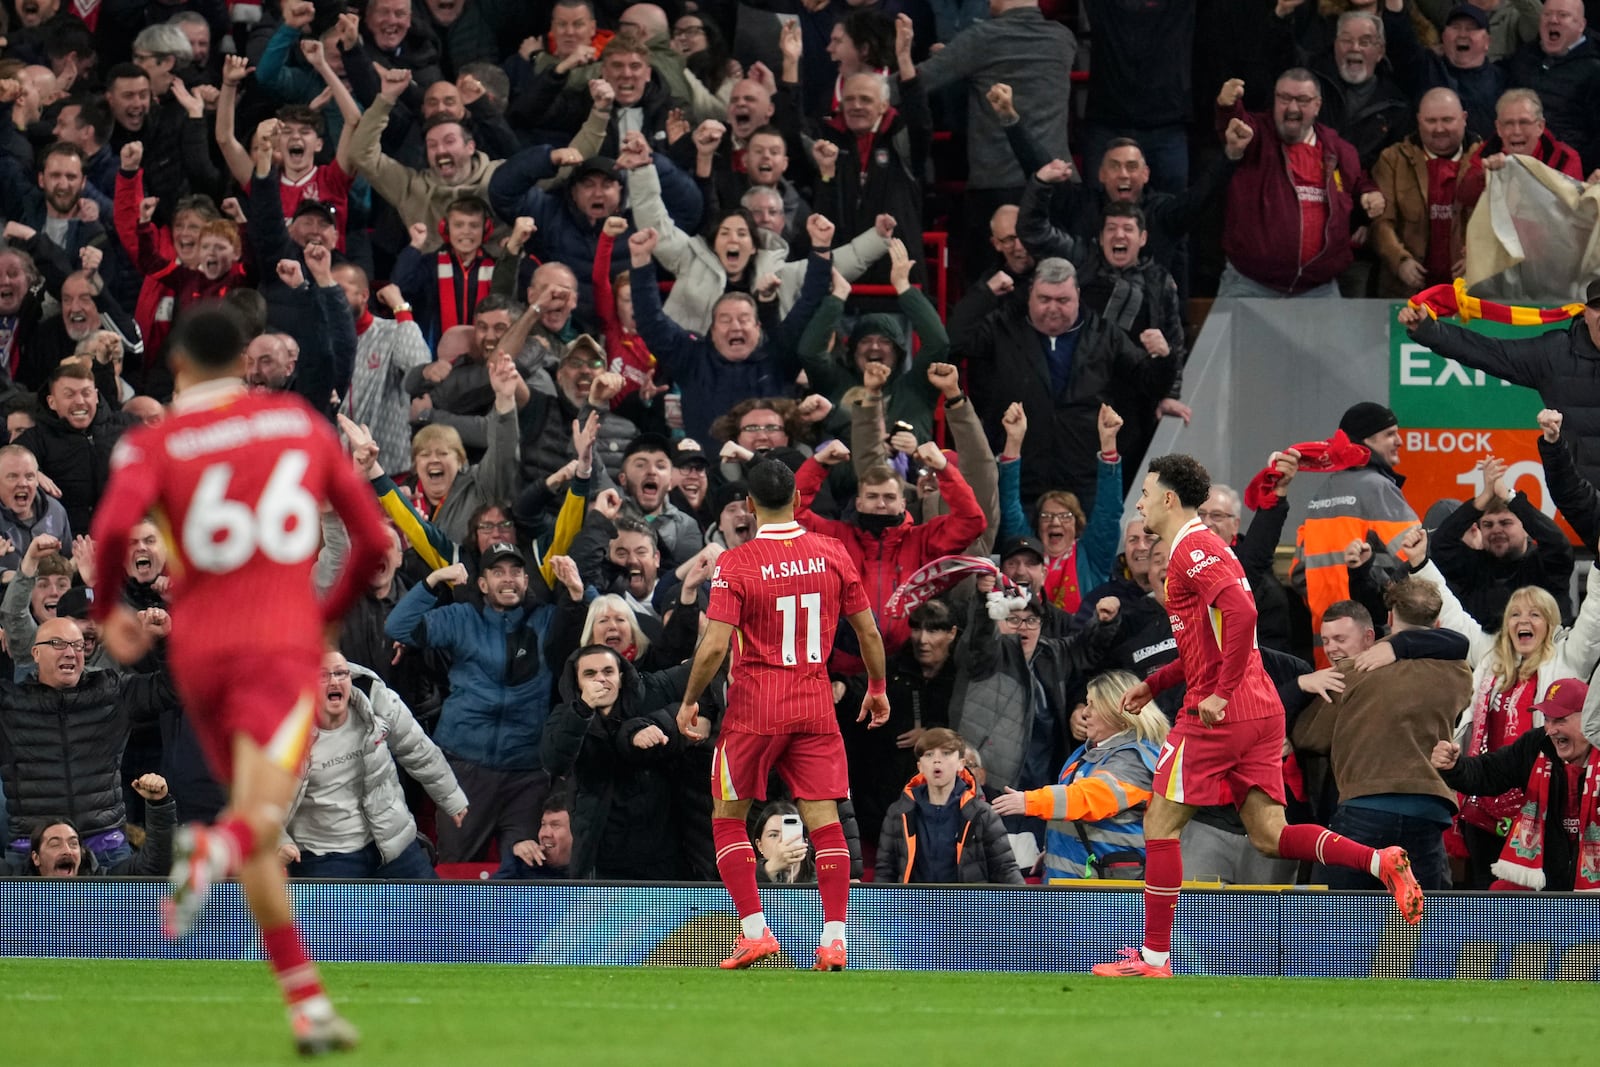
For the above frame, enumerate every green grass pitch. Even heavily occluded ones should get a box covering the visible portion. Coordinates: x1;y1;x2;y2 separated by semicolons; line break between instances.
1;958;1586;1066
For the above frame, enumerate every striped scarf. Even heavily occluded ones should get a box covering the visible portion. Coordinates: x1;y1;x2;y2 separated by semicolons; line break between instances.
437;250;495;332
1460;671;1536;834
1409;278;1585;326
1491;746;1600;891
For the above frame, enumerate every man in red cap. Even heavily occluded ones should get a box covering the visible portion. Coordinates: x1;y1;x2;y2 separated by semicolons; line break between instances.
1432;677;1600;891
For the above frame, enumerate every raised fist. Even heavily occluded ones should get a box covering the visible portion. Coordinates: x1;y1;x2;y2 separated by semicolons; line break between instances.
120;141;143;171
814;440;851;467
550;146;585;167
409;222;429;250
1223;117;1254;159
913;440;947;472
1538;408;1563;442
987;270;1014;297
1036;158;1074;184
805;212;835;250
276;258;305;288
811;139;839;178
588;77;615;108
602;215;628;238
138;196;159;225
1217;78;1245;108
986;83;1016;122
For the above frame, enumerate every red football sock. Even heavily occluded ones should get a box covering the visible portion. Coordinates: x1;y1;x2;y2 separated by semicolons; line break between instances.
1142;839;1182;955
810;821;850;925
212;817;257;875
261;921;324;1007
712;817;763;919
1277;824;1376;874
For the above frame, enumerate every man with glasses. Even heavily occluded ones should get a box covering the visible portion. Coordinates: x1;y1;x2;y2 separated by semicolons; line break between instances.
1309;11;1412;172
0;614;176;873
1214;70;1385;298
278;652;465;880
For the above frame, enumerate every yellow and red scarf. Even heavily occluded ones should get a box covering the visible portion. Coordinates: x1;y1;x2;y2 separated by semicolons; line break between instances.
1408;278;1585;326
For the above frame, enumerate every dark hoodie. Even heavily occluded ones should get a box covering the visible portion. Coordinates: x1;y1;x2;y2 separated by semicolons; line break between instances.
874;766;1023;884
16;390;138;536
540;647;691;879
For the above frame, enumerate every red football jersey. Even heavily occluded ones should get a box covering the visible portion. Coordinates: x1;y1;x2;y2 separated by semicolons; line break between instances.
706;520;870;734
279;162;354;249
1156;517;1282;723
89;382;388;658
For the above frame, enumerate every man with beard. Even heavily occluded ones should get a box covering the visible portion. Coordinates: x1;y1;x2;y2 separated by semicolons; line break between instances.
613;432;703;567
0;446;70;578
17;362;138;535
952;257;1174;512
385;541;566;863
1309;11;1414;172
52;98;117;199
279;654;465;880
0;143;114;292
1429;455;1573;630
333;265;432;475
1506;0;1600;170
797;439;987;667
519;340;636;488
0;614;177;873
30;266;144;376
25;774;175;876
1215;71;1385;298
997;537;1076;639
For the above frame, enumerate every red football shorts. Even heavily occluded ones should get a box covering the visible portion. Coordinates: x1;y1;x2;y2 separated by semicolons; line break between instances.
169;646;322;783
1152;713;1287;809
711;729;849;802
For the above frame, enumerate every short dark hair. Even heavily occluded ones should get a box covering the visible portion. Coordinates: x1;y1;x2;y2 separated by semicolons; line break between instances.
43;20;96;65
474;293;523;320
169;303;248;370
446;196;491;223
611;515;659;548
1322;599;1374;631
105;62;149;87
746;457;796;510
747;124;786;145
61;96;112;145
908;598;956;631
422;112;474;142
1384;578;1442;627
276;105;326;139
1103;201;1147;232
222;288;268;338
37;141;85;173
574;643;625;673
28;816;78;871
1103;136;1142;155
1148;454;1211;509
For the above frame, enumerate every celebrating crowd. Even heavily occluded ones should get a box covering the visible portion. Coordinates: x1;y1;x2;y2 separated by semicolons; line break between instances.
1;0;1599;897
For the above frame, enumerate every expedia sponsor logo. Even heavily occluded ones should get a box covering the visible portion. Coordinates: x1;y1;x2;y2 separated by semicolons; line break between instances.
1185;555;1224;578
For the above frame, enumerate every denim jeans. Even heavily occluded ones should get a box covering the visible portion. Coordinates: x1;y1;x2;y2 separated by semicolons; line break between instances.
291;839;438;880
1315;804;1452;891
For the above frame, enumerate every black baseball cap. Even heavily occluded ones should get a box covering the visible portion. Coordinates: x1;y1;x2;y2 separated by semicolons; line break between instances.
1585;279;1600;309
292;198;337;225
999;536;1046;564
623;432;675;462
673;439;710;469
55;587;93;620
479;543;526;573
574;156;620;183
1444;4;1489;29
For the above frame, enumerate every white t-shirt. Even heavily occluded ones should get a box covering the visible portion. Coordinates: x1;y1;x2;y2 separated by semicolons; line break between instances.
290;717;371;854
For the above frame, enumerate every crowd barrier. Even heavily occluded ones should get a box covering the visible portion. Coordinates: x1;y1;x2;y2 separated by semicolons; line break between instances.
5;880;1597;979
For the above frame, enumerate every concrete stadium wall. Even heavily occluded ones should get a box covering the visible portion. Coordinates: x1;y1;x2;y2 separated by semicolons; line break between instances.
1121;298;1397;535
5;880;1598;979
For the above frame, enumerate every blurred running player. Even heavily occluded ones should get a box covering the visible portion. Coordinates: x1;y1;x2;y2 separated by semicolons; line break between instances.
1092;454;1424;979
89;303;389;1054
676;458;889;971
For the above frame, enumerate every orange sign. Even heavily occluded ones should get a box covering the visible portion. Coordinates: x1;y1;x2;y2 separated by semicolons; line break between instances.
1397;428;1580;544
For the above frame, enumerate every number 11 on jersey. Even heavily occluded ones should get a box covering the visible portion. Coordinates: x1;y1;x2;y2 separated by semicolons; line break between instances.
776;592;822;665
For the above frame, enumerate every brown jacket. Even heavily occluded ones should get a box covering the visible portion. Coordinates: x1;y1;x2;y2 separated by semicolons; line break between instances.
1292;644;1473;806
1370;134;1485;298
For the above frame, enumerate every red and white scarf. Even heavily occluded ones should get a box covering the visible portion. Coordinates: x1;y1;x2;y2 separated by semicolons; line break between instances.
436;251;494;332
1460;671;1537;833
1491;746;1600;891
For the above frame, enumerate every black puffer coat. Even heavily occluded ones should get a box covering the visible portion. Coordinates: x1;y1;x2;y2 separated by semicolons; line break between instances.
875;768;1023;884
0;668;176;837
541;649;690;879
15;401;138;536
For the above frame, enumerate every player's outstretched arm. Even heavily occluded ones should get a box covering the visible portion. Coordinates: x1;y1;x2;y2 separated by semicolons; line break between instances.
677;618;734;740
847;608;890;728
